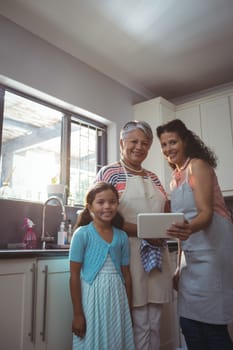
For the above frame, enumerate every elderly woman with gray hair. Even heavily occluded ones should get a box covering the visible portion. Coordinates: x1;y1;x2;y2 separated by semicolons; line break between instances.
95;120;173;350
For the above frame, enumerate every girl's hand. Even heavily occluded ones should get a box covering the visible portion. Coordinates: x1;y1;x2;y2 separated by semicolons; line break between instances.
167;221;192;241
72;313;86;338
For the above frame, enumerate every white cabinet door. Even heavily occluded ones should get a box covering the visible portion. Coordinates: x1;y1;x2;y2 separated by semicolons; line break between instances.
176;95;233;196
0;257;72;350
134;97;175;192
200;96;233;194
134;91;233;195
0;259;35;350
176;104;202;138
35;258;73;350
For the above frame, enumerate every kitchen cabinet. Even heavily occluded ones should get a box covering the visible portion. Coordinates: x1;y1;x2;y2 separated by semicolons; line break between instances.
200;96;233;194
175;104;202;137
134;97;175;193
0;257;72;350
176;93;233;196
134;87;233;196
0;259;33;350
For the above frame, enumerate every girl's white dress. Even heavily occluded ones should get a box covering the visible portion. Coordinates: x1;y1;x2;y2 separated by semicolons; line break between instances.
73;255;135;350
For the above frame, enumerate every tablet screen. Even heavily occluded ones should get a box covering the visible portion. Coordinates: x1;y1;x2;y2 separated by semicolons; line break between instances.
137;213;184;239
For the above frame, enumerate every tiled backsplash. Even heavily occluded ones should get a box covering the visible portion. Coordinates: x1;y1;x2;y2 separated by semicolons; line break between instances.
0;198;83;249
1;197;232;250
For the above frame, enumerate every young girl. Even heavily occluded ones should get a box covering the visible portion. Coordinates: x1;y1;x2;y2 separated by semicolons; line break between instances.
69;181;135;350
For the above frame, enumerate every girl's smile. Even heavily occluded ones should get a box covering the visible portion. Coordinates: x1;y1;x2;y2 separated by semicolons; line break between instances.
88;189;119;224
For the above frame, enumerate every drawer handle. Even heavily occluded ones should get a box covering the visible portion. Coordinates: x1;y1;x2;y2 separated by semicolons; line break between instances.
40;265;48;341
29;263;37;343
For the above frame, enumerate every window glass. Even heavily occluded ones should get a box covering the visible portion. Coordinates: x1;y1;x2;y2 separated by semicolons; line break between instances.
70;122;97;205
0;89;106;204
0;91;62;202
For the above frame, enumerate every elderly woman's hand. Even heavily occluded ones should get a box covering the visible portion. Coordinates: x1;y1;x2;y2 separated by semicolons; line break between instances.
146;238;166;246
166;220;192;241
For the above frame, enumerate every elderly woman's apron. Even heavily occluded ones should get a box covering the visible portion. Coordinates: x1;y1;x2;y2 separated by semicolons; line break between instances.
171;180;233;324
118;172;173;307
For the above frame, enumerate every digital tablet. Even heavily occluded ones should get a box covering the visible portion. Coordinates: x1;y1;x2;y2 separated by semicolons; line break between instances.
137;213;184;239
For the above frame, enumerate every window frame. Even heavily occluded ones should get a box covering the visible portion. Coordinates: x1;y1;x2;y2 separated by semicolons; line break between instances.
0;84;107;205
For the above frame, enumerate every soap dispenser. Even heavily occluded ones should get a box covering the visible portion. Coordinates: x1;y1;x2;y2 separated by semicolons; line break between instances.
57;221;67;245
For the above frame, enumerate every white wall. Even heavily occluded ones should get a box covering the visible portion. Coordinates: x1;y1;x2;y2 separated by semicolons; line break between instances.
0;15;145;162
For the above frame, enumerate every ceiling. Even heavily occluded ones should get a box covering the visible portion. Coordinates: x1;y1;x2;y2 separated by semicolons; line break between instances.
1;0;233;100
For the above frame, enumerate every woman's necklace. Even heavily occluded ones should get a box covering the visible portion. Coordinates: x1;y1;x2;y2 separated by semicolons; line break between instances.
174;157;191;182
120;159;144;173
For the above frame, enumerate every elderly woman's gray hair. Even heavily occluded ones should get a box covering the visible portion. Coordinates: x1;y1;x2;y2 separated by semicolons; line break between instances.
120;120;153;144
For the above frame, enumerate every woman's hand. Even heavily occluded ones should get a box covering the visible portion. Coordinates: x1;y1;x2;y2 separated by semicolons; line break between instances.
166;220;192;241
72;312;86;338
173;266;180;291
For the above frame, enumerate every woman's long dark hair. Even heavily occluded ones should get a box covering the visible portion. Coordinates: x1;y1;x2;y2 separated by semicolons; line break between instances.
74;181;124;229
156;119;217;169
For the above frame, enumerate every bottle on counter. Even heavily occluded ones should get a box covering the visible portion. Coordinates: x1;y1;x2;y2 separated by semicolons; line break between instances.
67;219;73;244
57;221;67;245
22;217;38;249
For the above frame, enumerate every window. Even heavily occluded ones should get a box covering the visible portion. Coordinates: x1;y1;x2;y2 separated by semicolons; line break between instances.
0;86;107;205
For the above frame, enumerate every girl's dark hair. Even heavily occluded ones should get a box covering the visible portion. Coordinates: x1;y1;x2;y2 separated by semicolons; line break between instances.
156;119;217;169
74;181;124;229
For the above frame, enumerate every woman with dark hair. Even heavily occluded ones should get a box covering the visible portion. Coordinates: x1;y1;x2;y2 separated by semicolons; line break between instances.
157;119;233;350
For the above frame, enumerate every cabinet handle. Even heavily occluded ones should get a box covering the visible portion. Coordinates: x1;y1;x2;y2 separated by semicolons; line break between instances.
40;265;48;342
29;263;37;343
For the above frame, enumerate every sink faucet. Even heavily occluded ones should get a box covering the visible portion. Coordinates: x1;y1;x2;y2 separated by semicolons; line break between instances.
41;196;66;249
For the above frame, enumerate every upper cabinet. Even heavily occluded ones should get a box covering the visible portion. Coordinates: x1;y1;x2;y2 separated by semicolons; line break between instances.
200;96;233;194
134;87;233;197
175;104;202;138
133;97;175;193
176;92;233;197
